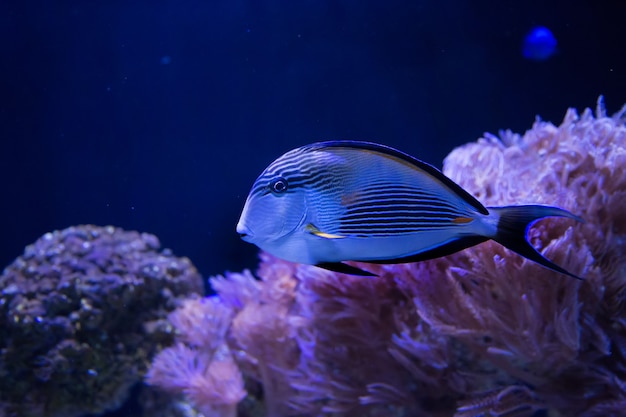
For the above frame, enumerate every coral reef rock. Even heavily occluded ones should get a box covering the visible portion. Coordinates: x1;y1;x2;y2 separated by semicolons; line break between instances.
0;225;203;417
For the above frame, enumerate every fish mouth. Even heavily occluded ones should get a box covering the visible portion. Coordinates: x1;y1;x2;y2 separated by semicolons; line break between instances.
236;222;253;242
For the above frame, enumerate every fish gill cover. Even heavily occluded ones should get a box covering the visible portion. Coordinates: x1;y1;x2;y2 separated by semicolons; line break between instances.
145;99;626;417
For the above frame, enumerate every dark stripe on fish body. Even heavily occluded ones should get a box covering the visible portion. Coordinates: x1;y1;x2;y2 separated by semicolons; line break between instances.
341;213;459;225
309;141;489;215
343;210;464;223
341;223;453;230
349;189;443;199
353;185;455;198
340;216;459;227
251;171;315;195
345;188;461;207
338;226;452;237
339;215;459;228
302;172;330;185
344;198;462;212
344;203;461;214
358;184;441;196
260;157;310;178
285;177;330;191
278;159;321;178
344;202;465;220
340;223;450;232
338;223;457;234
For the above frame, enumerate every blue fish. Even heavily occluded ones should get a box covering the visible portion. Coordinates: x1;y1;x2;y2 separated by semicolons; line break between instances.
236;141;582;278
522;26;557;61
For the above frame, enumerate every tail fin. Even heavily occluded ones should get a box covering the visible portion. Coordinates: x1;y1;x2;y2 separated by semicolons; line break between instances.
487;205;584;279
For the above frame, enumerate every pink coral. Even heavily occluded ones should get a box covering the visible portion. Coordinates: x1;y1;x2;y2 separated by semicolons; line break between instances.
145;297;246;417
150;98;626;416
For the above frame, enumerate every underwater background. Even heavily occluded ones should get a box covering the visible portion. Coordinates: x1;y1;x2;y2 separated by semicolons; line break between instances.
1;1;626;416
2;0;625;281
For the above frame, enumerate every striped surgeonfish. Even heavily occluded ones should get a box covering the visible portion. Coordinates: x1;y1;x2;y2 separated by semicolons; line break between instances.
236;141;583;278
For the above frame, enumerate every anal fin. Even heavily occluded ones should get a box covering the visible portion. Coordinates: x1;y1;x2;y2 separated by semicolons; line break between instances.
316;262;377;277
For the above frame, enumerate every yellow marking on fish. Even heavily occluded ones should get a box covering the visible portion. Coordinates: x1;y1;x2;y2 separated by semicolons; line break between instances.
306;223;346;239
452;216;474;224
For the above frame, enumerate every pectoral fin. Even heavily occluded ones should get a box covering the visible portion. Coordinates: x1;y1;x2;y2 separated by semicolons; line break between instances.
316;262;377;277
306;224;373;276
306;223;346;239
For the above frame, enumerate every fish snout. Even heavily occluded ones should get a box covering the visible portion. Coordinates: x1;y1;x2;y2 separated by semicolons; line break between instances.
236;222;253;241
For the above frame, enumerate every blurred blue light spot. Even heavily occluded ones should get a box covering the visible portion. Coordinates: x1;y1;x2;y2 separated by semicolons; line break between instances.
522;26;557;61
160;55;172;65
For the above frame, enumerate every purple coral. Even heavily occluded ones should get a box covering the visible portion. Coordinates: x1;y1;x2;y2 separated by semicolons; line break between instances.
0;225;203;417
145;297;246;417
152;98;626;416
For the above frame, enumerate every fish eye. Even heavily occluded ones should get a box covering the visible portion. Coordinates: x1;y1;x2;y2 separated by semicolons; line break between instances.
270;177;288;194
